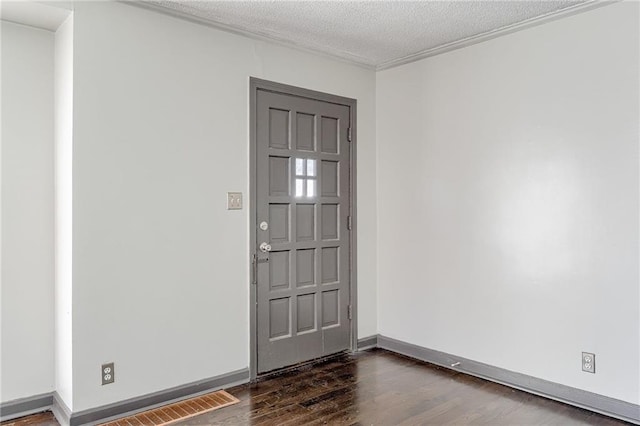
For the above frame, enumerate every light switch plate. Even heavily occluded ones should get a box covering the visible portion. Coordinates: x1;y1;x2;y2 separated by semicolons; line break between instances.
227;192;242;210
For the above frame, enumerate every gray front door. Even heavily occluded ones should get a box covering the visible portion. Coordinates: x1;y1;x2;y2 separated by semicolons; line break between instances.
255;88;352;374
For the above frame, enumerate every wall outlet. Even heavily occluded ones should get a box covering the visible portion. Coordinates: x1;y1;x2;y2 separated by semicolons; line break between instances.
102;362;115;385
582;352;595;373
227;192;242;210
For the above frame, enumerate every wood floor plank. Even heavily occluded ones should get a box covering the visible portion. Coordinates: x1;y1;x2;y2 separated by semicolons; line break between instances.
0;413;58;426
2;349;633;426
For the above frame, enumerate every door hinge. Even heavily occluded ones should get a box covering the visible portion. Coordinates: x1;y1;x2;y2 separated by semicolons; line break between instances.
347;215;352;231
347;127;352;142
251;254;257;285
348;305;353;320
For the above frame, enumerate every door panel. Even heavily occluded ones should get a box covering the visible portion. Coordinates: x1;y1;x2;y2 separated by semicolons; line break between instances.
256;90;351;374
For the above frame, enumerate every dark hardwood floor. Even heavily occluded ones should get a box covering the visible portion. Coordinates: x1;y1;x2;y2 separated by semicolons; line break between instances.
2;349;631;425
1;413;58;426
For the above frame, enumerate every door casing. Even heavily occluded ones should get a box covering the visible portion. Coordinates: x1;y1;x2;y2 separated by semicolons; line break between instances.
249;77;358;380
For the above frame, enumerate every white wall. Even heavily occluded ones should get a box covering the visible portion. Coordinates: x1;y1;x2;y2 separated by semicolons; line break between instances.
69;1;376;411
0;21;55;402
377;1;639;405
54;14;74;409
8;0;636;413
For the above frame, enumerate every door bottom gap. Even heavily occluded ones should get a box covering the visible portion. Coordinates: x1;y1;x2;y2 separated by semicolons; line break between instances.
255;350;349;382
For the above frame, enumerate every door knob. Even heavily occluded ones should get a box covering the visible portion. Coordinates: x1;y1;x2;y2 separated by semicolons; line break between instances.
259;242;272;253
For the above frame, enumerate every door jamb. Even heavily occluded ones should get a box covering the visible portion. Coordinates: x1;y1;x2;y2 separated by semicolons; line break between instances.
249;77;358;381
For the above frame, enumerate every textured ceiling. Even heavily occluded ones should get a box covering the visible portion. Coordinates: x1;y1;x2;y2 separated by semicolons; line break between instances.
148;0;592;69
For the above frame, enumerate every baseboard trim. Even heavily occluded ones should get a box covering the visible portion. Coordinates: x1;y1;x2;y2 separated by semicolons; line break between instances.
59;368;249;426
357;335;378;350
52;392;72;426
377;335;640;425
9;345;639;425
0;392;53;422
